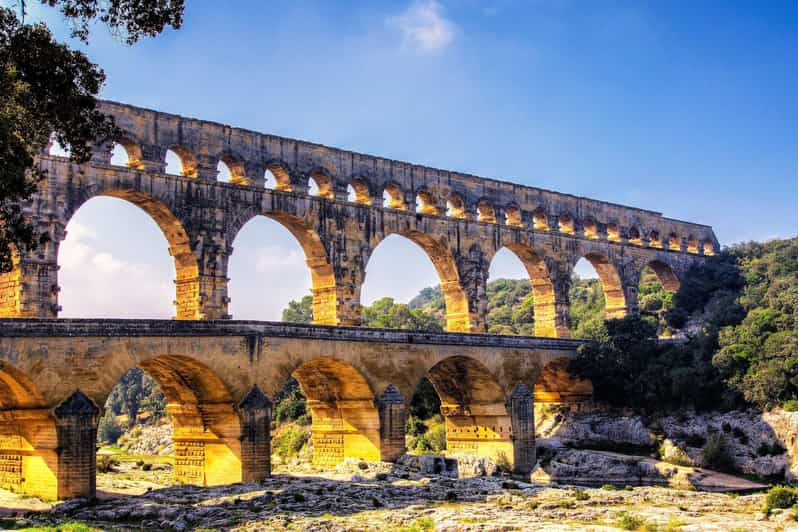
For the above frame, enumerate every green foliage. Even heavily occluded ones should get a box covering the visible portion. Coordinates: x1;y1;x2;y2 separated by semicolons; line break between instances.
701;433;734;473
281;295;313;323
96;454;119;473
0;2;183;273
104;368;165;427
409;377;440;420
765;485;798;512
410;415;446;453
784;399;798;412
614;511;648;530
362;297;443;331
273;424;310;459
272;377;307;424
97;410;123;444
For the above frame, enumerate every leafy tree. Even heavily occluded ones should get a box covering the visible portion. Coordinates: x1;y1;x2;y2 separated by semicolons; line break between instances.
282;294;313;323
0;1;183;273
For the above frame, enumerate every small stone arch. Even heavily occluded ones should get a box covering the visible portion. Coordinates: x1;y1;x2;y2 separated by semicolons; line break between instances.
477;199;497;223
646;260;681;292
628;227;642;245
532;208;549;231
415;188;441;216
648;230;662;249
579;252;627;319
309;169;334;199
166;145;198;178
265;162;293;191
583;217;599;239
505;205;523;227
687;235;698;254
703;240;715;256
607;223;621;242
290;357;380;465
558;213;575;235
219;152;248;184
446;192;467;219
668;232;681;251
61;190;200;319
349;177;372;204
383;182;405;209
111;137;144;169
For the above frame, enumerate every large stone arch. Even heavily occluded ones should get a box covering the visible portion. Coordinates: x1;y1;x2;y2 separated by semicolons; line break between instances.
533;357;594;403
288;356;381;465
421;355;517;467
114;355;256;487
500;243;563;338
60;189;200;319
227;210;338;325
645;259;681;293
0;362;59;499
577;251;627;319
365;230;472;332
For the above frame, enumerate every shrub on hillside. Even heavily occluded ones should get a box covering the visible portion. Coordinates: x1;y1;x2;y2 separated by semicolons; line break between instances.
273;425;310;459
765;486;798;512
701;433;734;473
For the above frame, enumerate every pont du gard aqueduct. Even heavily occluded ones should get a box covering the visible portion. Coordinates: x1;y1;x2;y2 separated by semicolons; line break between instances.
0;101;719;500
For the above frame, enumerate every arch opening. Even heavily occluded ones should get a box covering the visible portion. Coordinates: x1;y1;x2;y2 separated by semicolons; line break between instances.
416;190;440;216
687;235;698;254
382;183;405;209
639;262;680;337
165;147;197;178
289;357;381;466
446;193;466;219
607;223;621;242
648;230;662;249
703;241;715;256
423;356;513;467
59;194;199;319
533;208;549;231
477;200;497;223
228;214;336;324
349;178;371;204
98;356;245;487
580;253;625;321
558;214;575;235
533;358;593;404
217;155;247;185
570;258;607;338
668;233;681;251
265;164;292;191
109;140;143;169
628;227;642;246
583;218;599;239
0;363;57;499
505;205;523;227
308;172;334;199
361;233;471;332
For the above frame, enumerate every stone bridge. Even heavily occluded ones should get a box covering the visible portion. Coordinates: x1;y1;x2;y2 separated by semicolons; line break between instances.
0;100;717;336
0;319;588;500
0;101;718;500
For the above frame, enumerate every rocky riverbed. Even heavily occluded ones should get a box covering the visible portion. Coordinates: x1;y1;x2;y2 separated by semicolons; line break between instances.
0;457;784;531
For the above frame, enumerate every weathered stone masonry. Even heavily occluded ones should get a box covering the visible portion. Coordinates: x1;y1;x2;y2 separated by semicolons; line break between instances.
0;319;590;499
0;100;717;337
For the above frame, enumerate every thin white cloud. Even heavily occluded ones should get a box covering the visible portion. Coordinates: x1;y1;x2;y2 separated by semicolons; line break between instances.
387;0;456;53
254;247;305;272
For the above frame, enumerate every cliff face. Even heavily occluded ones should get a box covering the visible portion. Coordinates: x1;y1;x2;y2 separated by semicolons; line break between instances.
537;405;798;482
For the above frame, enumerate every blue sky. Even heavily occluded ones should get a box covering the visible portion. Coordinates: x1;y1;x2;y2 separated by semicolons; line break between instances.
25;1;798;319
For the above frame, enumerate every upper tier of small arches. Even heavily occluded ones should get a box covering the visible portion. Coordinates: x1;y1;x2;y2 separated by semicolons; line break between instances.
84;140;715;257
57;100;717;257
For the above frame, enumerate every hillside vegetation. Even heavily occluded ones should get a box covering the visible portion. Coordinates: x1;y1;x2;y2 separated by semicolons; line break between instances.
98;236;798;446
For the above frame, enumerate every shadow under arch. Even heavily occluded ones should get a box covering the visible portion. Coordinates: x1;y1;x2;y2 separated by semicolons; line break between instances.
289;356;381;465
580;252;627;319
500;243;563;338
228;211;338;325
646;260;681;293
533;357;593;404
129;355;245;487
367;231;472;332
422;356;514;464
0;362;59;499
61;190;200;319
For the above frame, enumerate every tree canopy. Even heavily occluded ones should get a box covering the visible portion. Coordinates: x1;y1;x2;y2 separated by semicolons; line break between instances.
0;1;184;273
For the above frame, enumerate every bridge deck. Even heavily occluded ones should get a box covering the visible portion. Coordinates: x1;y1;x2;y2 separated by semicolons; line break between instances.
0;319;583;350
